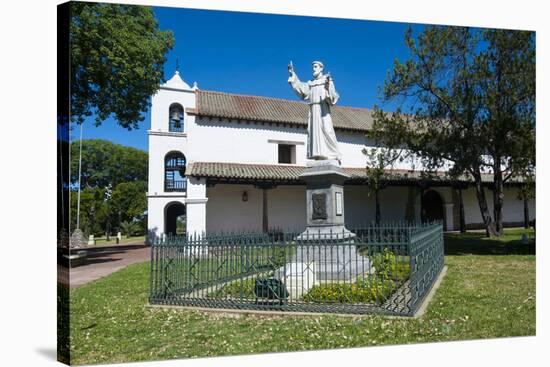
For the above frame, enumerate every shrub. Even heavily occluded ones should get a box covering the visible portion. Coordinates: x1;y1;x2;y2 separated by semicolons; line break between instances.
371;248;410;281
119;220;140;238
302;277;397;304
209;278;256;299
392;261;411;282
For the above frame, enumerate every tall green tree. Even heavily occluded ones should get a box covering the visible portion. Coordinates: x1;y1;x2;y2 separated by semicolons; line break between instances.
369;26;535;237
70;2;174;129
478;29;535;233
70;139;148;188
70;187;106;236
111;181;148;224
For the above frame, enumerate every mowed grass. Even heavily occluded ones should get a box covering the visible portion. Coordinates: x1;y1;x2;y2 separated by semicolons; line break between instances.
68;228;535;365
89;235;145;246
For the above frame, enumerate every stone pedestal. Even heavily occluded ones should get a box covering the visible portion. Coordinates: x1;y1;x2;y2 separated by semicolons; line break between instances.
273;262;316;299
296;160;356;241
70;229;86;249
291;161;366;282
293;245;372;281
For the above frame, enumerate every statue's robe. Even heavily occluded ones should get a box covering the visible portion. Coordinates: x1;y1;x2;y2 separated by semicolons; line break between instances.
289;74;342;162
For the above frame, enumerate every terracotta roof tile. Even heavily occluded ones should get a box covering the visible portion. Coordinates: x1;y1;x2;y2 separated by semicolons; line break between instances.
194;90;374;132
187;162;518;184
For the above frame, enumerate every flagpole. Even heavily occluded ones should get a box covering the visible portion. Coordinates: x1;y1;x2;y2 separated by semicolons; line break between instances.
76;122;83;229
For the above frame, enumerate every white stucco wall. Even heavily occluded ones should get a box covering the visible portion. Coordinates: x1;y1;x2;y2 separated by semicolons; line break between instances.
186;178;208;235
462;186;535;226
501;187;536;223
206;184;263;232
150;87;196;132
204;184;426;232
344;186;416;226
205;184;308;233
189;118;309;166
378;187;411;222
188;118;433;170
148;82;196;198
266;186;307;230
147;196;185;237
342;186;373;227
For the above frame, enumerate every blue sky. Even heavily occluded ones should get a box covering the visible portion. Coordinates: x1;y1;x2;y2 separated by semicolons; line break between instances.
78;6;421;151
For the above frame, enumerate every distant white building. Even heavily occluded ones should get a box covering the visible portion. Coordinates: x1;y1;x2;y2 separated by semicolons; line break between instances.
147;70;535;236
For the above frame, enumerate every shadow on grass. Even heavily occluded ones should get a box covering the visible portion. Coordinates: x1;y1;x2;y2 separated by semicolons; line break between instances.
444;230;536;256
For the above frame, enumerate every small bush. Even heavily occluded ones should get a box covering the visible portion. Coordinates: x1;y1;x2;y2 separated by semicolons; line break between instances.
302;277;397;304
392;261;410;282
209;278;256;299
120;220;140;238
371;248;410;281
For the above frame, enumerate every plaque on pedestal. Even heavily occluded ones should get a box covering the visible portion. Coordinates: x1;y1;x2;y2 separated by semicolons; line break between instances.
296;160;356;241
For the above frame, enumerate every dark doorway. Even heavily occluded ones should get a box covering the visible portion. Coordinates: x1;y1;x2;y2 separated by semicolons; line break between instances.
165;202;186;235
421;190;444;224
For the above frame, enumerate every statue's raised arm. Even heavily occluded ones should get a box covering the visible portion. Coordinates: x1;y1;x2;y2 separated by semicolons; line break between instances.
288;61;298;83
288;62;309;99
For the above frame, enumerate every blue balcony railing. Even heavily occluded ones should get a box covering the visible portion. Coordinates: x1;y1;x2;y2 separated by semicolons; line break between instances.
165;179;187;192
169;120;184;133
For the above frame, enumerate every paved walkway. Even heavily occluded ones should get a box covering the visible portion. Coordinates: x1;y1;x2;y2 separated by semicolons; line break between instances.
65;245;151;288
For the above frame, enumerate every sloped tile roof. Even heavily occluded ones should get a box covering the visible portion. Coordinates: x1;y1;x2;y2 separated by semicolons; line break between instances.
194;90;375;132
187;161;514;184
188;162;303;181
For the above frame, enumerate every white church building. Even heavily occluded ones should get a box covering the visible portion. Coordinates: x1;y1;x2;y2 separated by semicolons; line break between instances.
146;70;535;237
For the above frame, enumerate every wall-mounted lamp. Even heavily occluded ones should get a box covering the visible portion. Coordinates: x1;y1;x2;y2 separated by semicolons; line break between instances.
242;191;248;202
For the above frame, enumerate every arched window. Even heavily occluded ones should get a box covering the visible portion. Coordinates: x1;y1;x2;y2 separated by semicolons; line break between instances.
165;152;186;192
168;103;184;132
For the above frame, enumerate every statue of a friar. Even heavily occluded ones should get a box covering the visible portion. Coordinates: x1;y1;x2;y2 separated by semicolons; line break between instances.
288;60;342;164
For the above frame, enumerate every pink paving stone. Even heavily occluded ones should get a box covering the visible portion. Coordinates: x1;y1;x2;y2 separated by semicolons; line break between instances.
63;245;150;288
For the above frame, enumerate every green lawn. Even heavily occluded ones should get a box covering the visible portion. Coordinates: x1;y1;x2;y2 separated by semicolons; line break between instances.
67;228;535;365
88;235;145;246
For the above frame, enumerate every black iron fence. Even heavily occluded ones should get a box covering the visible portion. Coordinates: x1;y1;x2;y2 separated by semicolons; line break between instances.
149;222;444;316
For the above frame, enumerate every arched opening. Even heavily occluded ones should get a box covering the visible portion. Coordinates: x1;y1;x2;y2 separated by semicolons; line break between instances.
165;151;186;192
168;103;184;132
421;190;444;224
165;202;186;235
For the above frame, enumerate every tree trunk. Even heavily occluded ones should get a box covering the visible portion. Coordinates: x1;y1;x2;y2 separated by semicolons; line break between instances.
523;196;530;229
458;188;466;233
492;160;504;236
472;172;497;237
106;222;110;241
375;189;381;225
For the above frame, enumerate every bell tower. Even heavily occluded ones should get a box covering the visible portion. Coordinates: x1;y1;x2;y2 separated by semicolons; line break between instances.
147;65;199;239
